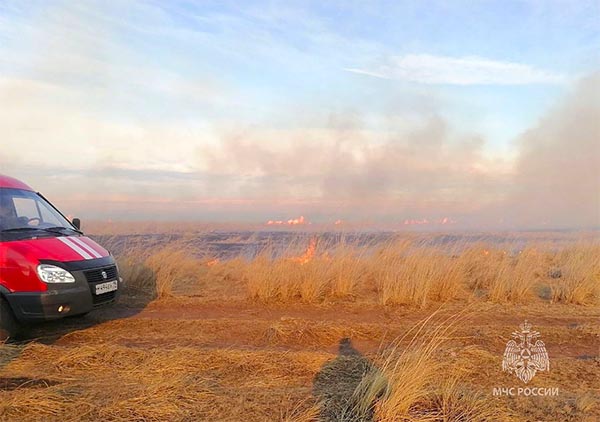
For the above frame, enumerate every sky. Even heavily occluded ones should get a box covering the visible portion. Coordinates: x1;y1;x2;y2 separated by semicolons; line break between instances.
0;1;598;229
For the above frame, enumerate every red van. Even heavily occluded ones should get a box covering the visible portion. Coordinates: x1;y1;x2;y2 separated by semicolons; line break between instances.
0;175;121;338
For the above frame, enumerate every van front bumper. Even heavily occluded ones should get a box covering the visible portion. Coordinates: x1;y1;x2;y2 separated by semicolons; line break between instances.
4;258;121;323
5;286;96;322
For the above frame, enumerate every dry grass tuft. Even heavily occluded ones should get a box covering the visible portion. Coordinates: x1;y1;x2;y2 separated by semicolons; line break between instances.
117;246;204;300
487;247;544;303
279;398;320;422
245;253;330;303
115;254;155;296
550;244;600;305
144;247;200;299
373;247;465;307
351;311;504;422
324;244;367;299
425;376;499;422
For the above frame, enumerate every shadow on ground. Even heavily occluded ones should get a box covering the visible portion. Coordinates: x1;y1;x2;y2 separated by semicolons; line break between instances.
17;302;146;345
0;300;150;391
0;261;158;377
313;338;385;422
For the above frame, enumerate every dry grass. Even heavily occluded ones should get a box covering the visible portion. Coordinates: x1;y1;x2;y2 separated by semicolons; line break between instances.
0;342;324;422
325;245;367;300
1;231;598;421
245;249;333;303
116;253;155;296
373;244;465;307
550;244;600;305
239;238;599;307
117;246;207;300
351;311;503;422
486;247;544;303
1;304;597;421
144;247;200;299
114;236;600;308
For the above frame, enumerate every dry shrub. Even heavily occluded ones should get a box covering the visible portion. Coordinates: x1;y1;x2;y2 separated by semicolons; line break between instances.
551;244;600;305
196;256;247;297
246;254;365;303
296;260;328;303
354;313;453;418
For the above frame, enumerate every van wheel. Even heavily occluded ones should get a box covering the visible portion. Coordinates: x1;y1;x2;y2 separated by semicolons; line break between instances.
0;298;19;341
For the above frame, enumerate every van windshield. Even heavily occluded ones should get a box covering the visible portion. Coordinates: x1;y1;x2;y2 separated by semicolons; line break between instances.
0;188;76;234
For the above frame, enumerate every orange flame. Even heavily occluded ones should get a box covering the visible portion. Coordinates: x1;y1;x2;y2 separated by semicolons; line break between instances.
404;218;429;225
266;215;308;226
289;237;318;265
206;258;220;267
403;217;456;225
288;216;305;225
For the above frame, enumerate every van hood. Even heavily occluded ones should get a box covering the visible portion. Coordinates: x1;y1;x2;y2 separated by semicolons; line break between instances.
7;236;110;263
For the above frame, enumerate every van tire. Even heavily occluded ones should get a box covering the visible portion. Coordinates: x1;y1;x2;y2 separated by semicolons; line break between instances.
0;298;19;341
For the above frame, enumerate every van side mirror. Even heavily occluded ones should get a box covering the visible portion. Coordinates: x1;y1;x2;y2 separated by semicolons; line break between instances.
72;218;81;230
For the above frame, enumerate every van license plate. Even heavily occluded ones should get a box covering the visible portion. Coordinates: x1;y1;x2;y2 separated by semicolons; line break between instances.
95;280;118;295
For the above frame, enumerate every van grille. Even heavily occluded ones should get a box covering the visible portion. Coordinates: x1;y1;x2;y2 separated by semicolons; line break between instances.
84;266;118;283
92;291;117;306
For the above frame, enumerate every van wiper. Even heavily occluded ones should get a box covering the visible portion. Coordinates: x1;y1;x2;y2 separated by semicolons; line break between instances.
1;227;45;233
1;226;83;235
42;226;84;235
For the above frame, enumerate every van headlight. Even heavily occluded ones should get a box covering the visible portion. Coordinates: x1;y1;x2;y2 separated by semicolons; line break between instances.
37;264;76;283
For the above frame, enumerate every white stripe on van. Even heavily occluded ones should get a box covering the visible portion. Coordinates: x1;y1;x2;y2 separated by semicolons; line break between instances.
79;236;107;257
57;237;93;260
70;236;103;259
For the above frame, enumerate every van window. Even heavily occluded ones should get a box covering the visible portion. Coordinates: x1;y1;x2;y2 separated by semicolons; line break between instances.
39;205;62;225
13;197;39;221
13;196;63;226
0;188;72;232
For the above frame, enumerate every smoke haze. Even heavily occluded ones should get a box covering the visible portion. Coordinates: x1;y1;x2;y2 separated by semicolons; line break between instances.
0;2;598;229
507;72;600;228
